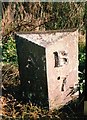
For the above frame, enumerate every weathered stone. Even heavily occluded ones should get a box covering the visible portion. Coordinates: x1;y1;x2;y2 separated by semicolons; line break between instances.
15;29;78;110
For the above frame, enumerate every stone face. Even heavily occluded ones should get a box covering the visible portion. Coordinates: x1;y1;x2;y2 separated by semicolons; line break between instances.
15;35;48;108
15;30;78;110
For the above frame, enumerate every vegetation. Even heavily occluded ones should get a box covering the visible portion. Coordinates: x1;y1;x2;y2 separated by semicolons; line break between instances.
79;41;86;94
1;2;86;120
2;2;85;38
2;37;18;65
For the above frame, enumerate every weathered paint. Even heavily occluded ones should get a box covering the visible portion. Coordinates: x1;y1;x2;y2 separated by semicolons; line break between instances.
46;30;78;109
